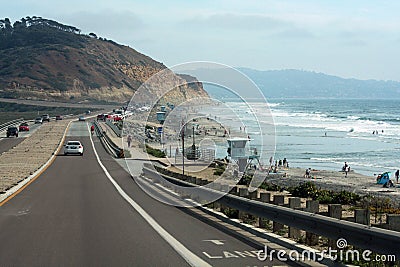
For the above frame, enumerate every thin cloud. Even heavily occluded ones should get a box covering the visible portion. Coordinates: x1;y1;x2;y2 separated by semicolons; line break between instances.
269;28;315;40
58;10;145;36
182;13;290;31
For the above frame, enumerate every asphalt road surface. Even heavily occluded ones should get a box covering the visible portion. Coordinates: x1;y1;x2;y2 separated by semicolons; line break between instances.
0;121;289;266
0;121;42;154
0;137;24;155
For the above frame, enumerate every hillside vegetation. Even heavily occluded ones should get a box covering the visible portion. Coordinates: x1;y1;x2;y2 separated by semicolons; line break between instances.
0;17;208;103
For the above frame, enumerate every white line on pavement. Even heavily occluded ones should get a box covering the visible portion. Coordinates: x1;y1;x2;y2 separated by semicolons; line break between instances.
88;124;211;267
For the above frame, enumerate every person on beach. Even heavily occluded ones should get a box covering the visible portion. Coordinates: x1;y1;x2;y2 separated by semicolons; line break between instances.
384;179;394;188
283;158;287;167
342;162;348;172
304;168;311;178
396;169;399;183
342;162;350;177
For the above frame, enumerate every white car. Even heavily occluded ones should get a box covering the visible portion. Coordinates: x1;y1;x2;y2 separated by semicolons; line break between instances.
64;141;84;156
35;117;43;124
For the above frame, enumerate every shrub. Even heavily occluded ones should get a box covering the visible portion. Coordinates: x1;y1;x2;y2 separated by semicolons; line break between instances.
223;208;239;219
333;190;361;205
259;182;282;192
213;169;223;176
146;145;166;158
289;181;318;198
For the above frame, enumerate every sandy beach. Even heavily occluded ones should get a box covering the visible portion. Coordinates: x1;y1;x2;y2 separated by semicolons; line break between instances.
264;166;400;202
122;108;400;203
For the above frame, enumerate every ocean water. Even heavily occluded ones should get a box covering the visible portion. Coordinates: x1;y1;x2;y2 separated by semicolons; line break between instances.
200;98;400;177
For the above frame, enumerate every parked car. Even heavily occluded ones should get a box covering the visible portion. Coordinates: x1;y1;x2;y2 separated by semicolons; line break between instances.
35;117;43;124
19;122;30;131
6;126;18;137
97;114;106;121
42;114;50;122
78;116;86;121
56;115;63;120
64;141;84;156
114;116;122;122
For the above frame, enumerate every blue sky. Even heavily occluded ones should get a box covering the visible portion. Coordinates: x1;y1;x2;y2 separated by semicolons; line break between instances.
2;0;400;81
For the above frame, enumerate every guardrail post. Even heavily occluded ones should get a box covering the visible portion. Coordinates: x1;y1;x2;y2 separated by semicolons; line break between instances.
305;200;319;246
272;195;285;233
328;204;342;247
386;214;400;231
249;190;259;225
288;197;301;239
354;209;370;226
259;193;271;228
238;188;249;221
211;183;222;211
230;186;238;195
220;185;231;213
248;190;258;200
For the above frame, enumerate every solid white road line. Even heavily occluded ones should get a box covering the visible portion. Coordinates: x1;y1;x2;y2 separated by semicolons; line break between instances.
88;124;211;267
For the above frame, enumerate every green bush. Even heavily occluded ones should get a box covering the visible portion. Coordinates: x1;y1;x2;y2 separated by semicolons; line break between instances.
289;181;318;198
213;163;226;176
333;190;361;205
287;181;361;205
259;182;282;192
223;207;239;219
146;145;166;158
213;168;225;176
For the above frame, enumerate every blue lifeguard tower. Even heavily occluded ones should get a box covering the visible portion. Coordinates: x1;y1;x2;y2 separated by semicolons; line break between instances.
156;111;166;124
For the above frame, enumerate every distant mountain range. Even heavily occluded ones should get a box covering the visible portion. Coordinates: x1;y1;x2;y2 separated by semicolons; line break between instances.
229;68;400;99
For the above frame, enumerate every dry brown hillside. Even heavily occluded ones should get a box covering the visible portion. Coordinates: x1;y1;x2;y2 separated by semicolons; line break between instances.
0;16;208;104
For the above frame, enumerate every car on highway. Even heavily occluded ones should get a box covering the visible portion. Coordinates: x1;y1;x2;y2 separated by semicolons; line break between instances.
35;117;43;124
6;126;18;137
64;141;84;156
113;114;123;122
78;116;86;121
97;114;106;121
56;115;63;120
42;114;50;122
18;122;30;131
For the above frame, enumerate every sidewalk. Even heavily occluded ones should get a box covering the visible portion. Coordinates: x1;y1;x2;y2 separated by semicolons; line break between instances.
98;122;171;166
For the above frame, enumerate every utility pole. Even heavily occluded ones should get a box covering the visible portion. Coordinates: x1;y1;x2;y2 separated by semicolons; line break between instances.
182;127;185;175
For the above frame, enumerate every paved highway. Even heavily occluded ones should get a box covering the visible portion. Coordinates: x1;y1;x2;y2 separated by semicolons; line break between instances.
0;121;42;154
0;137;24;155
0;121;288;266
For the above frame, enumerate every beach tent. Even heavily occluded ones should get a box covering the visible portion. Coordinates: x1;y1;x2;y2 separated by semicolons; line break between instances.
376;172;391;184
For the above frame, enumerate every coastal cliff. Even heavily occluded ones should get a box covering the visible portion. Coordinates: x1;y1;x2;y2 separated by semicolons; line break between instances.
0;17;208;104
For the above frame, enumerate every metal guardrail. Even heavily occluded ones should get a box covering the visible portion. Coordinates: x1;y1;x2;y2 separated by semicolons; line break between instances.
142;166;400;258
106;120;122;137
93;121;124;158
0;118;25;133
